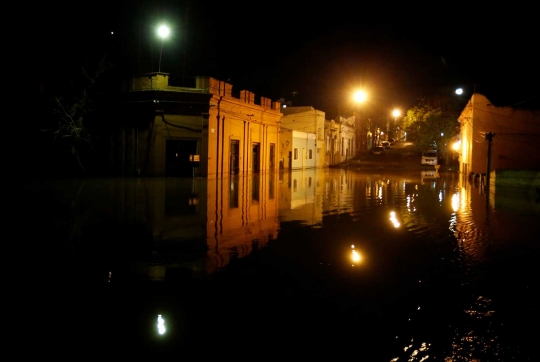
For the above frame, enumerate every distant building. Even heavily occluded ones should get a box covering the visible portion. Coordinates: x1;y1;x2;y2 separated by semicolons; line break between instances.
339;116;356;163
324;119;340;167
279;106;325;169
352;111;373;155
323;115;356;166
114;73;282;178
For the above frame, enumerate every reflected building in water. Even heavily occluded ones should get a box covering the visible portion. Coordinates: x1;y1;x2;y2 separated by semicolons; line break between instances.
32;173;280;281
32;165;538;285
205;173;279;274
146;173;280;278
278;168;324;226
452;169;540;265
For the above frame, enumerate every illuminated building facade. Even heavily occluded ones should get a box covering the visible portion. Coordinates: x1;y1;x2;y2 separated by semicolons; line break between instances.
115;73;282;178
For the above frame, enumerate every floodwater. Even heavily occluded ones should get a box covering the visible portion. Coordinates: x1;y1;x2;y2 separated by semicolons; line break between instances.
22;168;539;360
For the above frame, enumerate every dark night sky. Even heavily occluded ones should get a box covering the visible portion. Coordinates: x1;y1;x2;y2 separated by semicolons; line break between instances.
35;1;539;118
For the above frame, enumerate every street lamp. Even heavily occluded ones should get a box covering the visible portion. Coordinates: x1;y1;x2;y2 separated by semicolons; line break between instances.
157;24;170;73
353;90;368;153
354;90;367;103
392;109;400;140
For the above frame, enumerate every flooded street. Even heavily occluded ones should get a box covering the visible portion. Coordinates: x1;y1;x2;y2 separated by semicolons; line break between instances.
22;168;539;360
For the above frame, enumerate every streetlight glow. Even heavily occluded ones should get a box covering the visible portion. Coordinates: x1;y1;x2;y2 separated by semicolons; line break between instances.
353;90;367;103
157;314;166;335
392;109;401;141
158;25;170;38
353;90;368;154
157;24;170;73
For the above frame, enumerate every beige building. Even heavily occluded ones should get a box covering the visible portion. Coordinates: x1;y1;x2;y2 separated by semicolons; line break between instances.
278;128;317;170
324;116;357;166
280;106;326;168
324;115;356;166
324;118;341;167
457;93;540;176
116;73;282;178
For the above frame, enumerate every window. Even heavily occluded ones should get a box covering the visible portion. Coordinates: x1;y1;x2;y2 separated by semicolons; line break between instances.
294;148;298;160
309;149;313;159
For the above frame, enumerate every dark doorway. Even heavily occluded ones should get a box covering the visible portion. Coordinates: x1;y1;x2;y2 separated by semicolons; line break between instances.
288;151;292;169
252;143;260;173
269;143;275;170
231;139;240;175
166;139;198;177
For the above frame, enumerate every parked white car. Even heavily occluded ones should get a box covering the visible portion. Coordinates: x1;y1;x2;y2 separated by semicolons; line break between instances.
421;150;438;166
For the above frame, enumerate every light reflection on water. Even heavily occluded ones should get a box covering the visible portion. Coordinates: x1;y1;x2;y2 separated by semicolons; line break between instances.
22;168;539;359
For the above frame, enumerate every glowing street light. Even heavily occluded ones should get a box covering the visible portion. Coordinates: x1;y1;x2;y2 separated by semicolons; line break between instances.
353;90;368;153
392;109;401;140
157;314;166;335
353;90;367;104
157;24;170;73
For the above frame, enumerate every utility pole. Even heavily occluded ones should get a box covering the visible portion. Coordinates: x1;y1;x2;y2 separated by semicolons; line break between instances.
485;132;494;194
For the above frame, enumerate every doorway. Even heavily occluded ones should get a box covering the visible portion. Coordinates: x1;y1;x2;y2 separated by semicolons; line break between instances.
166;139;197;177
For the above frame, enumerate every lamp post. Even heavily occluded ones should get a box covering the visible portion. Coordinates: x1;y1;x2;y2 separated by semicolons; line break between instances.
354;90;367;153
392;109;400;140
157;24;170;73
